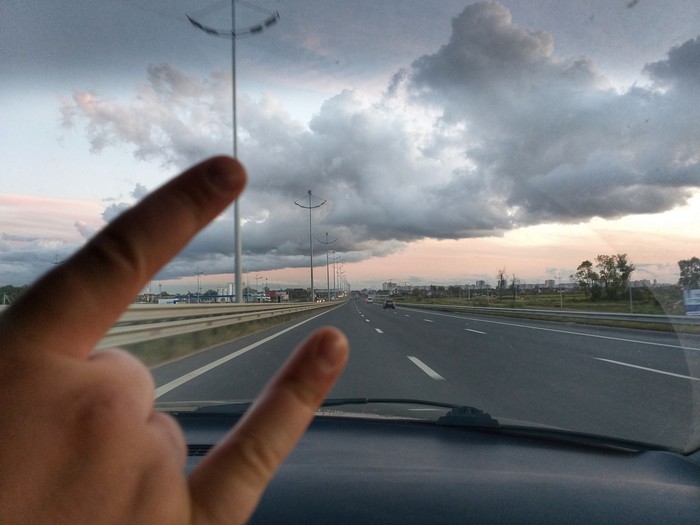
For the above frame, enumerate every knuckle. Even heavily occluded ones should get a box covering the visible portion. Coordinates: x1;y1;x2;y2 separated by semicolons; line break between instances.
230;433;282;488
87;221;148;282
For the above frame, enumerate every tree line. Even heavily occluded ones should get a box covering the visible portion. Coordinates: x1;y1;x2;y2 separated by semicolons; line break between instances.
573;254;635;301
678;256;700;290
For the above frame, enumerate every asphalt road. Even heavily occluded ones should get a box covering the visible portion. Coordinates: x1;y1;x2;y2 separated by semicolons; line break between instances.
152;299;700;451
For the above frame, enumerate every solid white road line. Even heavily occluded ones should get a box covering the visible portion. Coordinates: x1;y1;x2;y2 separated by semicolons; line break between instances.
421;310;699;352
407;356;445;381
595;358;700;381
154;306;339;399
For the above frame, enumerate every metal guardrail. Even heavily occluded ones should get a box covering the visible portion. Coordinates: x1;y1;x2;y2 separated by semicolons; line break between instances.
96;301;338;349
396;303;700;327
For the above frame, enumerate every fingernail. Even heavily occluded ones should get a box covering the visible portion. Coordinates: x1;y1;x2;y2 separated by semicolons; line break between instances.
317;332;348;372
206;157;246;193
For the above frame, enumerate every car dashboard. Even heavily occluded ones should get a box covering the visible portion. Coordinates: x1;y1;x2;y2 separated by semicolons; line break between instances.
173;410;700;523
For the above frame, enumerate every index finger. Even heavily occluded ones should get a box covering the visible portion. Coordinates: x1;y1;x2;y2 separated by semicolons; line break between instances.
0;156;246;358
188;326;350;524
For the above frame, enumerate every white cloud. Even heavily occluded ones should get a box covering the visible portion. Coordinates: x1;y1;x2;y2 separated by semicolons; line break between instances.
54;1;700;282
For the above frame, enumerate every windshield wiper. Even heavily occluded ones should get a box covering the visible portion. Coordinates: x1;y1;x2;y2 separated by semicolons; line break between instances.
160;398;679;453
436;405;500;428
169;398;494;421
318;398;500;427
319;397;462;409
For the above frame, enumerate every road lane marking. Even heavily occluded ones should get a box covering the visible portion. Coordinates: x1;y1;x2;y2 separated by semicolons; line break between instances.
423;319;434;323
154;305;341;399
465;328;486;334
407;356;445;381
595;358;700;381
366;319;370;322
375;328;384;334
419;310;700;352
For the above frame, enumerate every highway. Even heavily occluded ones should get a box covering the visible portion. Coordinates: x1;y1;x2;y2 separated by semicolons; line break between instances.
152;299;700;451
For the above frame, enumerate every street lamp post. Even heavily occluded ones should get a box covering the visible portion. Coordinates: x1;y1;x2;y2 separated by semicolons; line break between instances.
558;272;563;309
255;275;262;300
295;190;326;302
330;251;341;298
196;268;204;304
186;3;279;304
318;232;336;302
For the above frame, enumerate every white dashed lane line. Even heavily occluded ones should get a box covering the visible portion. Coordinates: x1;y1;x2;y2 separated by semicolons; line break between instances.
375;328;384;334
423;319;434;323
407;356;445;381
465;328;487;334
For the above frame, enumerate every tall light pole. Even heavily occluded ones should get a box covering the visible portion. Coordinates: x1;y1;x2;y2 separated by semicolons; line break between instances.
254;275;262;297
196;268;204;304
318;232;336;302
330;251;341;298
295;190;326;302
557;272;563;309
187;3;280;304
337;264;345;296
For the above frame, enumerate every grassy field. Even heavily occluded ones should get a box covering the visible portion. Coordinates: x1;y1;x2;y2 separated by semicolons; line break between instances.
394;287;686;316
390;288;700;334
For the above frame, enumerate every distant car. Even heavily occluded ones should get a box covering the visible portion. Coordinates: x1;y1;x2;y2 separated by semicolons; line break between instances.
383;299;395;309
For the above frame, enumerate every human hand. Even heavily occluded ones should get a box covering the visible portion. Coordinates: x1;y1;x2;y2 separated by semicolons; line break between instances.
0;156;349;524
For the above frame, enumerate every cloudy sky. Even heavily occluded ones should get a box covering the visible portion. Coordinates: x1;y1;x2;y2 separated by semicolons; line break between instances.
2;0;700;292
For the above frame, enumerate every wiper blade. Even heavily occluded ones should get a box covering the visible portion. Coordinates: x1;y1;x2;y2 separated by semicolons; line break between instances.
155;400;253;414
320;397;463;409
160;398;500;427
319;398;500;426
437;405;500;428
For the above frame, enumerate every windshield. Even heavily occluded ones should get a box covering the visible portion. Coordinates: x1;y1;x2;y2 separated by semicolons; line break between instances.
3;0;700;453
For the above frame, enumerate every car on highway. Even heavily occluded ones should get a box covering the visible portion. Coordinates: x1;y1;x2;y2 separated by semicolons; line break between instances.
4;0;700;523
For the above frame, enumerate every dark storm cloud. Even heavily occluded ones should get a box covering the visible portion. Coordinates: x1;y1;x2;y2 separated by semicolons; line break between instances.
0;239;77;286
399;1;700;225
59;1;700;276
645;36;700;87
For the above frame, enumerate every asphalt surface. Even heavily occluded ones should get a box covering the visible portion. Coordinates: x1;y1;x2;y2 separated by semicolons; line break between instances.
152;299;700;451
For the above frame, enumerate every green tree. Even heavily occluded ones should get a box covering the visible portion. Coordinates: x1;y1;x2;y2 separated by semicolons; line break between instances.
447;285;462;298
574;260;598;299
595;254;635;300
1;285;29;304
509;274;520;300
678;257;700;289
496;267;508;298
